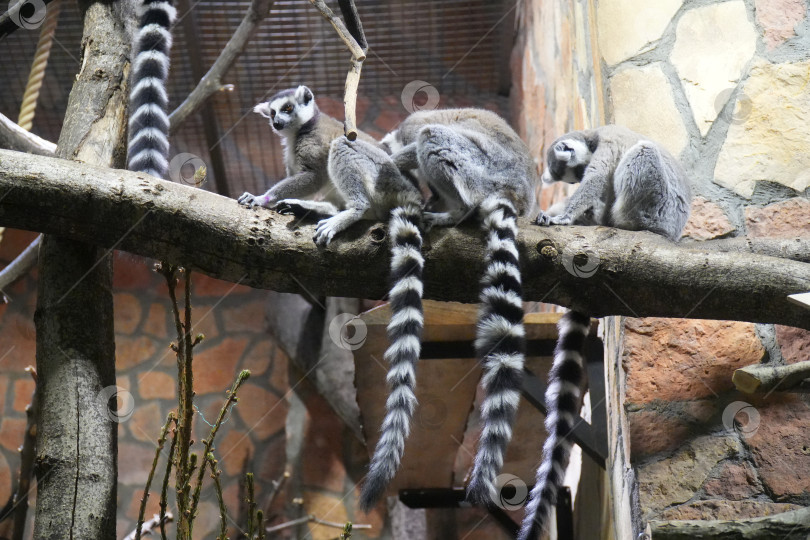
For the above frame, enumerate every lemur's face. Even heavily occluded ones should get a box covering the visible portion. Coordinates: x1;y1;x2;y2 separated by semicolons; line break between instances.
253;85;316;134
542;136;592;184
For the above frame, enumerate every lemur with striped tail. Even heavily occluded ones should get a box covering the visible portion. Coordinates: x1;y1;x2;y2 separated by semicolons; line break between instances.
241;90;426;512
358;108;538;510
522;125;691;539
128;0;176;178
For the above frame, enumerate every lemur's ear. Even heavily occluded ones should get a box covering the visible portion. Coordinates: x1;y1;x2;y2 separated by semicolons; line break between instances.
253;102;272;119
296;85;313;105
553;140;574;162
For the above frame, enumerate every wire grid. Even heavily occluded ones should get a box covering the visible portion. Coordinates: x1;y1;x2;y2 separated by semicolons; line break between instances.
1;0;514;196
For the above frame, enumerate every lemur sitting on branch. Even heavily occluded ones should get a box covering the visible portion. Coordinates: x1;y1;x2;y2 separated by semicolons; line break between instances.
522;125;691;540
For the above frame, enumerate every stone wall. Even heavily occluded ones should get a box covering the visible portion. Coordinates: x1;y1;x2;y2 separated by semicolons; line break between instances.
515;0;810;537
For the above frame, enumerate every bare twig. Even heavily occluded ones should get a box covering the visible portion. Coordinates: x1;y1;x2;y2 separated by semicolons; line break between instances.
0;235;41;298
246;472;256;538
136;412;176;540
11;366;37;540
157;263;195;539
206;454;228;540
307;0;367;140
732;361;810;394
159;420;178;540
265;469;290;512
168;0;275;132
188;370;251;522
256;510;265;540
265;515;371;534
123;513;174;540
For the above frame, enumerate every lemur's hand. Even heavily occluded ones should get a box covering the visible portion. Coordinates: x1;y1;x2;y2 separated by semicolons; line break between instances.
238;192;276;209
275;200;310;218
534;211;572;226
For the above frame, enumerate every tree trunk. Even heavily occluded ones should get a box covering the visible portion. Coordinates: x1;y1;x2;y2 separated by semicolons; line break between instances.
33;1;131;539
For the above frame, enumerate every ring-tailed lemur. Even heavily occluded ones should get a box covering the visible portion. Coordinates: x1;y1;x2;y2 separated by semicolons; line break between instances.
358;109;538;510
239;86;383;234
128;0;176;178
522;125;691;540
243;90;428;512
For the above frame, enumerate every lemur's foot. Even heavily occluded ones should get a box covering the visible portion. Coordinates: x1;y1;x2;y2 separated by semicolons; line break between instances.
314;216;342;246
534;211;572;226
423;211;458;230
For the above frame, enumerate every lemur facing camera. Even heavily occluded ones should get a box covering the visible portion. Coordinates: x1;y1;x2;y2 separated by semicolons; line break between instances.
522;125;691;540
243;89;427;512
239;86;381;224
358;108;539;511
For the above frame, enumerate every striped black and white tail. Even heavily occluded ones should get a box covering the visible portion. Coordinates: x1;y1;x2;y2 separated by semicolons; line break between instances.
466;196;526;505
518;310;589;540
359;203;425;511
128;0;176;177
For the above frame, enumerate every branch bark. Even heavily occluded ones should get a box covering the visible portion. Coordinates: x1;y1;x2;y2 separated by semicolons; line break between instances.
0;150;808;328
32;1;129;538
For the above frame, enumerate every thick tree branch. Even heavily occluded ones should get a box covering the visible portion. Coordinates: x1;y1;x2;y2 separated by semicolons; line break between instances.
0;149;808;329
733;361;810;393
0;113;53;294
168;0;274;132
32;0;129;538
694;236;810;264
0;112;56;156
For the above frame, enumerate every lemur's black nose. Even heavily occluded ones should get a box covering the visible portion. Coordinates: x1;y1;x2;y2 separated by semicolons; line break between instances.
273;121;283;131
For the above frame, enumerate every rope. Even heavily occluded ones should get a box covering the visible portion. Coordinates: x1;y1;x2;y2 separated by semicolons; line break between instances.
17;0;61;131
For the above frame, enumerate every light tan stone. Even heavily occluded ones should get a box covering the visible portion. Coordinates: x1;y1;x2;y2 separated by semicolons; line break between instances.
597;0;683;65
610;63;688;156
715;59;810;197
638;435;741;515
671;1;757;135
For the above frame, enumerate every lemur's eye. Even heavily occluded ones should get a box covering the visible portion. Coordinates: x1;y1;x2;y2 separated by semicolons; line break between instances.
282;104;293;113
270;109;276;118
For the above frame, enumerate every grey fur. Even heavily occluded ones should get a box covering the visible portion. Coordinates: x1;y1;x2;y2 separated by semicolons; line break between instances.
271;120;426;513
238;86;379;223
385;108;537;224
535;124;691;241
374;109;537;508
522;125;692;539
